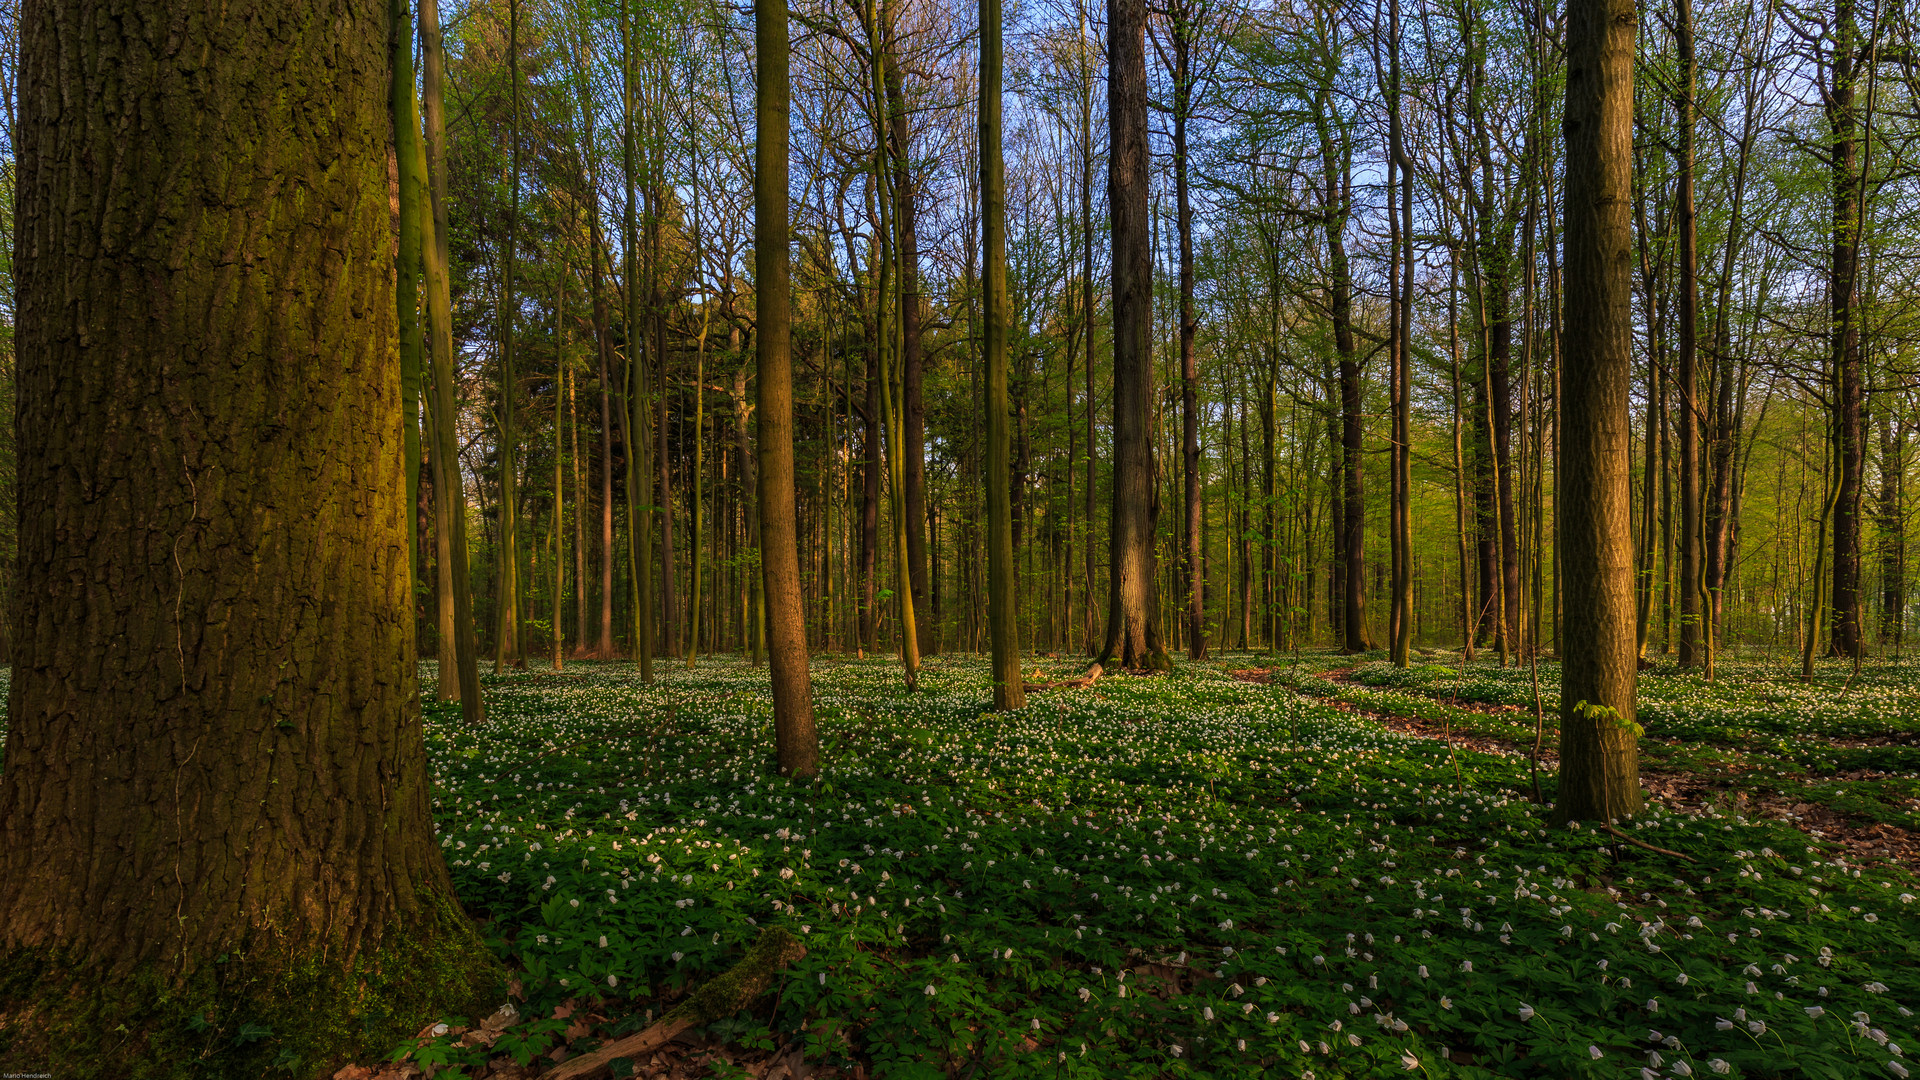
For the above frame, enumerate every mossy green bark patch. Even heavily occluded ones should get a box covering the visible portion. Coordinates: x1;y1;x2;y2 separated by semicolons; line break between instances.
0;892;502;1080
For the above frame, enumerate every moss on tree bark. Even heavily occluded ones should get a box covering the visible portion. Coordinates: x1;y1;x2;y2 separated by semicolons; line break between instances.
0;0;501;1073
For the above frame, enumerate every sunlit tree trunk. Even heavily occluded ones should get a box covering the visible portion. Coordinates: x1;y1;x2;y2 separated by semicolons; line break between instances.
757;0;820;774
0;0;491;1049
1557;0;1642;822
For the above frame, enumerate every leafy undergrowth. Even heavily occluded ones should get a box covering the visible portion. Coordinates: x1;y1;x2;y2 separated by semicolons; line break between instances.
381;653;1918;1079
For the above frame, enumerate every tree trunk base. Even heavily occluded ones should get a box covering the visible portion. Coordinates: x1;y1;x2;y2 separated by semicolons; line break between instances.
0;891;501;1080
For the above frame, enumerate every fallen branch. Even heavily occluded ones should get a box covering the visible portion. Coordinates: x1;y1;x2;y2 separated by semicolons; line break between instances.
1601;823;1699;863
542;928;807;1080
1024;663;1103;694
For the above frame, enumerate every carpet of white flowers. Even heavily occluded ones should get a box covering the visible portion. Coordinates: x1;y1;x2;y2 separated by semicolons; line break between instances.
408;654;1920;1079
1302;657;1920;835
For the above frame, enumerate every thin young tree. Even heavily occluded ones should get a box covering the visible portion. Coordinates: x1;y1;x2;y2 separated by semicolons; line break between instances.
758;0;821;774
1557;0;1643;822
620;0;655;681
0;0;495;1066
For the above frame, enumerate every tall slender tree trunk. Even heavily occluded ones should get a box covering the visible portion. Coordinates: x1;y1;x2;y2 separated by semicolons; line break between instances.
0;0;494;1058
1173;6;1205;660
734;367;764;665
860;337;880;654
396;0;425;597
1828;0;1866;659
554;273;568;670
422;0;483;718
1880;410;1905;647
983;0;1025;707
1558;0;1642;822
1675;0;1704;669
1387;0;1414;665
756;0;820;773
1095;0;1169;672
494;0;524;671
1081;16;1099;657
886;59;934;660
619;3;653;680
658;324;679;659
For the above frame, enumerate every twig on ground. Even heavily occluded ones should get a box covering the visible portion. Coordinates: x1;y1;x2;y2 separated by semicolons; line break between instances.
542;928;807;1080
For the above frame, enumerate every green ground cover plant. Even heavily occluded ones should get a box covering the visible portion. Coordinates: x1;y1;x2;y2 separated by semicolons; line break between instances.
1310;658;1920;834
400;655;1920;1079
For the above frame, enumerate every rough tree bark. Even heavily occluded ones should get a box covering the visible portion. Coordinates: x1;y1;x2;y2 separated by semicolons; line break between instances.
757;0;821;775
1557;0;1643;822
1828;0;1865;659
1095;0;1171;672
0;0;495;1067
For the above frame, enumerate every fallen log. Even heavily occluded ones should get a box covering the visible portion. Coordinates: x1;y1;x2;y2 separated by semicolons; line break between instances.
541;927;806;1080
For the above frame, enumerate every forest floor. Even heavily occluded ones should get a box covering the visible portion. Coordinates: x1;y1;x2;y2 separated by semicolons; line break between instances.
346;651;1918;1080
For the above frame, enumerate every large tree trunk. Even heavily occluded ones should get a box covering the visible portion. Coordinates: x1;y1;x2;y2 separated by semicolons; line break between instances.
1095;0;1168;672
1557;0;1643;822
756;0;819;773
982;0;1025;707
0;0;494;1061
